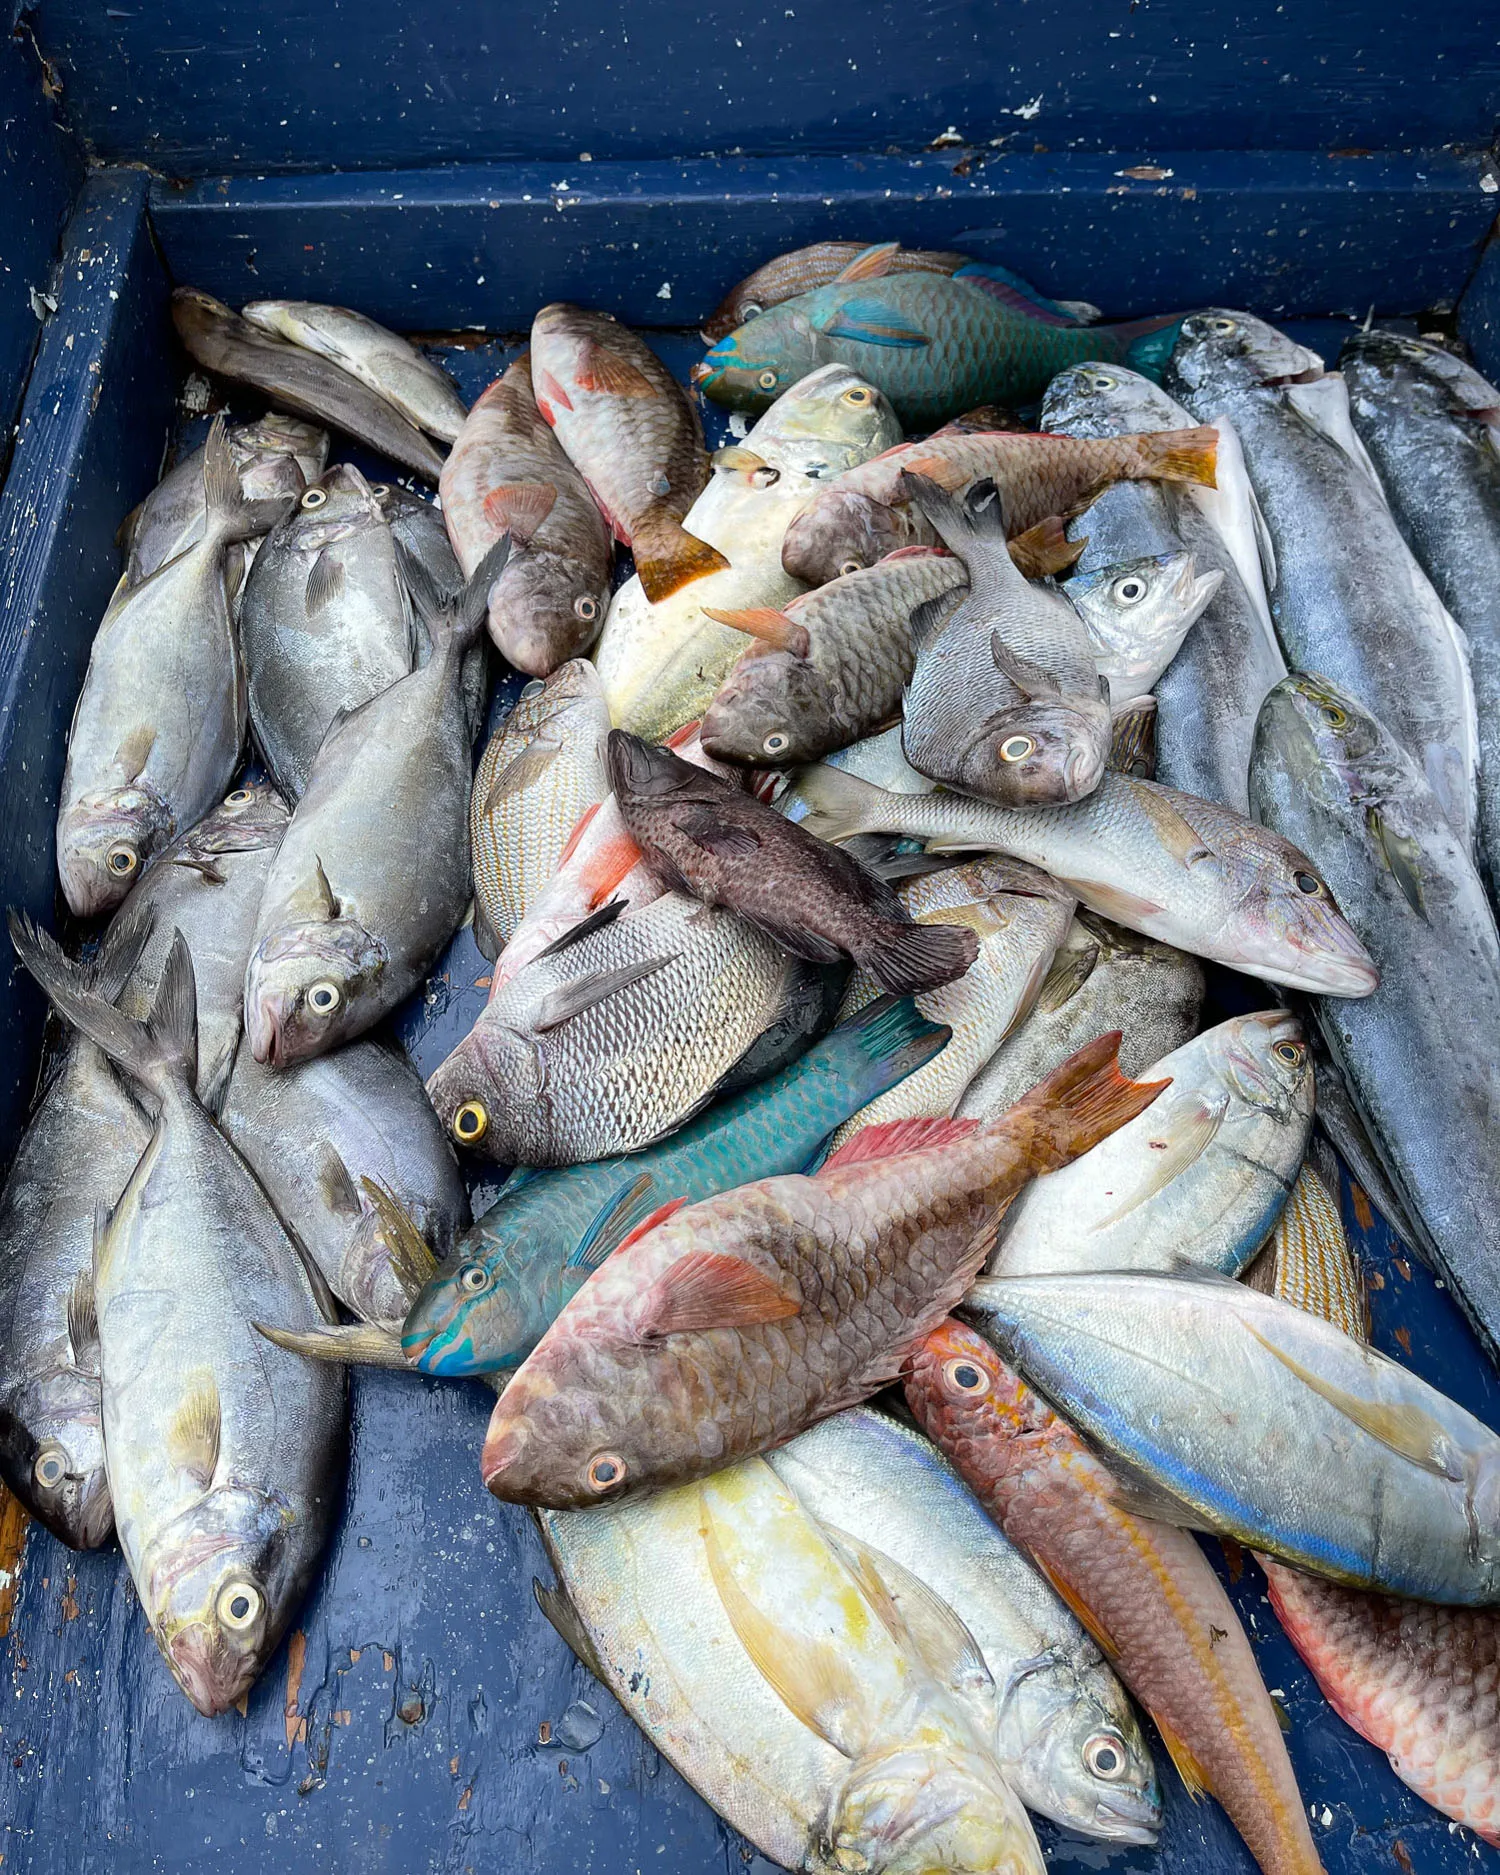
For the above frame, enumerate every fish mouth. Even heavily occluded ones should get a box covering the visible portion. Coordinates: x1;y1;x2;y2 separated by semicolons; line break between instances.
1269;947;1379;998
400;1322;439;1365
1087;1799;1160;1847
1061;741;1108;802
165;1620;255;1718
688;359;717;388
245;990;286;1066
605;728;689;799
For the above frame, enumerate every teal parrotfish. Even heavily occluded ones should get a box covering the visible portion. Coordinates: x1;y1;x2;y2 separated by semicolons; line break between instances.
691;244;1186;430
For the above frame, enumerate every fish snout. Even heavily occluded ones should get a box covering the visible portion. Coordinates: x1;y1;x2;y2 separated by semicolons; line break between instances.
244;982;287;1066
1061;738;1109;803
688;358;716;389
1089;1790;1162;1848
605;729;689;800
165;1621;254;1718
480;1410;536;1499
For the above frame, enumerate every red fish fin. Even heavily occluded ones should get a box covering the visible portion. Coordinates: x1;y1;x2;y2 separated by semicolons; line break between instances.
834;241;901;283
988;1031;1170;1173
634;515;731;604
533;366;574;419
613;1196;690;1256
635;1249;801;1338
557;800;602;867
664;720;702;750
878;544;953;563
820;1115;981;1173
1009;516;1086;579
481;482;558;545
890;451;965;491
575;343;659;398
703;605;811;658
1135;425;1219;490
581;835;646;907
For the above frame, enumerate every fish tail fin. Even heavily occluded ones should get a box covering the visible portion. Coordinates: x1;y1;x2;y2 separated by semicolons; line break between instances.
834;993;952;1090
986;1029;1168;1171
201;413;295;545
1108;314;1188;383
1008;514;1086;579
10;913;198;1098
856;919;979;997
1132;424;1219;490
896;470;1008;552
791;765;893;844
632;512;731;605
397;534;508;656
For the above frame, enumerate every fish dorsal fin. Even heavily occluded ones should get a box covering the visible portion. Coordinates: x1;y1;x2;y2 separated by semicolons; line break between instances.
635;1248;800;1338
952;261;1088;327
304;548;346;616
909;590;960;650
531;899;627;961
481;481;557;545
66;1270;100;1370
315;1143;363;1219
360;1176;439;1299
567;1171;658;1271
703;605;810;659
821;1115;980;1173
1134;787;1215;867
534;1577;609;1681
287;855;339;923
991;633;1062;701
497;1163;543;1201
1091;1092;1230;1228
815;296;930;350
111;725;157;782
1366;806;1427;920
834;242;902;283
167;1372;222;1489
535;955;673;1032
699;1482;865;1757
575;342;658;399
482;732;564;811
1241;1321;1463;1480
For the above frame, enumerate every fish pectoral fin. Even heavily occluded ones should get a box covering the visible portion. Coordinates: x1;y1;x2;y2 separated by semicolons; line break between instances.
531;900;628;962
822;1523;993;1708
169;854;228;884
604;1194;688;1261
814;297;930;350
1052;877;1167;924
1152;1712;1212;1803
1365;806;1427;921
481;481;557;545
1242;1321;1462;1479
166;1373;222;1489
360;1177;440;1300
1092;1092;1230;1228
315;1144;364;1220
1035;935;1099;1013
635;1249;800;1338
482;733;566;811
285;855;340;924
304;548;346;616
534;1577;609;1682
497;1163;543;1200
991;633;1062;701
568;1172;658;1271
574;342;658;398
1009;516;1086;580
677;810;763;859
820;1115;980;1173
702;605;810;659
834;242;902;284
534;954;674;1032
908;590;959;650
254;1319;412;1369
110;724;158;782
1134;788;1216;867
66;1270;100;1370
1101;1471;1218;1534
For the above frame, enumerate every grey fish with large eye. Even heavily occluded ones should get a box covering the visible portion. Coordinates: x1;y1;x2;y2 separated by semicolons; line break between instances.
121;414;328;587
239;464;416;803
958;913;1203;1122
1166;309;1478;843
56;415;292;918
0;910;154;1549
1041;360;1284;814
992;1010;1313;1279
243;539;507;1067
10;924;345;1713
768;1406;1162;1846
220;1036;467;1324
900;473;1113;808
1064;550;1222;705
1252;670;1500;1367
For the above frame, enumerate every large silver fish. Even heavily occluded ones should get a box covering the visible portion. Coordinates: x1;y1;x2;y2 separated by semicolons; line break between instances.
243;542;506;1065
966;1269;1500;1605
1252;670;1500;1364
56;417;291;916
790;762;1378;995
12;926;345;1712
1166;311;1478;842
538;1455;1045;1875
993;1011;1312;1278
1041;361;1283;813
241;300;469;442
1064;550;1223;705
768;1407;1161;1843
958;914;1203;1122
238;464;415;802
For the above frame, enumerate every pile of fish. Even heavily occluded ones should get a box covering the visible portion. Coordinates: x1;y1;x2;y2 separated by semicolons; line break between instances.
3;238;1500;1870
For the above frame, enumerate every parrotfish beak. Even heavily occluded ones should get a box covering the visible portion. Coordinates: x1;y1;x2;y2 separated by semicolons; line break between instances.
689;355;721;390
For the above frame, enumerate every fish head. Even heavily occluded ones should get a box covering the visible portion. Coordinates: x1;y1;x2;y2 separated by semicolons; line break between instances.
1066;552;1219;665
485;550;609;676
1252;672;1401;829
57;781;176;917
1007;1666;1162;1846
236;413;329;488
481;1340;654;1508
179;779;290;867
142;1485;295;1717
1168;310;1325;399
1342;330;1500;425
1212;1009;1313;1123
691;307;828;411
605;728;718;808
1040;361;1194;436
968;703;1109;807
284;461;389;550
742;364;903;478
244;918;388;1065
828;1734;1042;1875
402;1220;547;1376
424;1025;546;1163
0;1370;113;1548
700;649;838;766
781;489;917;584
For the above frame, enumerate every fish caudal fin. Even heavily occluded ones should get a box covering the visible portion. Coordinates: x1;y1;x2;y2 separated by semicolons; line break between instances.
397;534;509;656
1132;425;1218;490
1009;515;1086;579
837;992;952;1086
10;913;199;1098
896;470;1008;555
633;513;731;604
857;917;979;996
991;1029;1169;1172
791;765;897;844
201;413;296;546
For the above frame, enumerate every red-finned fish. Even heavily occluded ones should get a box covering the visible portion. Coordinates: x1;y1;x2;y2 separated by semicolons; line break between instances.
530;304;728;604
904;1318;1323;1875
479;1032;1167;1508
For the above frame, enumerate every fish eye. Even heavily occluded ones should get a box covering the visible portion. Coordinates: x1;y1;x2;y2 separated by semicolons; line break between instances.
1112;576;1148;605
216;1580;264;1631
33;1445;68;1490
1086;371;1118;390
300;487;328;510
369;483;390;499
458;1262;491;1295
306;979;342;1015
841;386;872;406
757;369;779;392
1209;316;1238;336
224;787;255;806
943;1357;990;1396
453;1100;489;1145
519;679;547;700
1293;870;1324;897
586;1452;627;1494
105;842;138;878
574;595;601;623
740;301;764;320
999;735;1035;764
762;732;791;756
837;559;864;578
1273;1039;1305;1067
1084;1733;1128;1780
1320;703;1348;728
